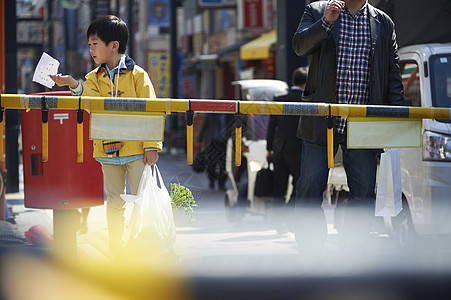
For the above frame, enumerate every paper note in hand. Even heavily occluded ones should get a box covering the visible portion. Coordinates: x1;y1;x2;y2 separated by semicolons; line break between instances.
32;52;60;89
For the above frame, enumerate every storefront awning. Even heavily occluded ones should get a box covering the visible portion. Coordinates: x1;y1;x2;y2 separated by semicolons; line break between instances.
240;30;276;60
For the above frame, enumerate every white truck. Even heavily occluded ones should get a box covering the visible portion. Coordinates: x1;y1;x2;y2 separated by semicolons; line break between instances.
385;43;451;247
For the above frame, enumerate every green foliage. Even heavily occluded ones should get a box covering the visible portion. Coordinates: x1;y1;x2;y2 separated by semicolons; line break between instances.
170;183;197;222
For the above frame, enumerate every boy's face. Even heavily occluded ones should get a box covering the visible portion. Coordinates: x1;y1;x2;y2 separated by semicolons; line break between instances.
88;34;118;66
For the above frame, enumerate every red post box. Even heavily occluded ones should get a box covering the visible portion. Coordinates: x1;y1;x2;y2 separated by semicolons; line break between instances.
22;92;103;210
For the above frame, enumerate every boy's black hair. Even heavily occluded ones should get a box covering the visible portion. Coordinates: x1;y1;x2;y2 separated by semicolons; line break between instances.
87;15;129;54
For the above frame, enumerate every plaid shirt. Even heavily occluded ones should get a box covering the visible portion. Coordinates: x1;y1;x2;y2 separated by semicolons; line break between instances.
322;3;371;134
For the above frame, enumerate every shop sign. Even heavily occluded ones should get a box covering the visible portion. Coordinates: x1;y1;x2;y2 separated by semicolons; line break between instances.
208;33;228;53
148;51;171;98
181;36;191;54
182;75;197;98
243;0;264;28
148;0;170;27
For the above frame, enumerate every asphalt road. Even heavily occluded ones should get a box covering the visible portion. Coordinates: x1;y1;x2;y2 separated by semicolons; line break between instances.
154;153;451;277
5;152;451;299
6;151;451;276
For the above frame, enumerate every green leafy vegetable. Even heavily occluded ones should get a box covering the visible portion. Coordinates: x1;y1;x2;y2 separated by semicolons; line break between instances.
170;183;197;222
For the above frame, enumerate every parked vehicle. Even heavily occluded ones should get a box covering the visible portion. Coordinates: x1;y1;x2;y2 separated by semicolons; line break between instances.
224;80;289;221
385;43;451;247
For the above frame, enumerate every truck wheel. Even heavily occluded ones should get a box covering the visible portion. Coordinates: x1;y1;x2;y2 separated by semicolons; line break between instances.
333;189;349;233
392;196;417;250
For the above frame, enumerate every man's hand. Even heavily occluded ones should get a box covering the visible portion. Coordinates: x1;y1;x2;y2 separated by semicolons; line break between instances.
49;74;79;89
266;150;273;159
325;0;345;22
144;149;159;165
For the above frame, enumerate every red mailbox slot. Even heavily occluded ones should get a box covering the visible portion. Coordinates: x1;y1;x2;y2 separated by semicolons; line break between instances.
22;92;103;210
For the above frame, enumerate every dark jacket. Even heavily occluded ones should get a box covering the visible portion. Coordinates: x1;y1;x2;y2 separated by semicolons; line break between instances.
292;1;404;145
267;88;303;156
197;114;231;148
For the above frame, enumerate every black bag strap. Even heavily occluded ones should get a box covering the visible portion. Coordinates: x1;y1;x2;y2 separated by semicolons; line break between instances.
263;158;273;169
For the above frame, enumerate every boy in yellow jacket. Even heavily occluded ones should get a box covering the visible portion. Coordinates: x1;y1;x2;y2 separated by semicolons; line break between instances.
51;15;161;257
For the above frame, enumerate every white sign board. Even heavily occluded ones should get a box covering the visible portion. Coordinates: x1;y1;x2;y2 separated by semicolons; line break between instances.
347;118;422;149
90;113;165;142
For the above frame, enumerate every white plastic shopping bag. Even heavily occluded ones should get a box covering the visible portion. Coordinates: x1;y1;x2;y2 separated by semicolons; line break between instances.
121;165;176;256
375;149;403;216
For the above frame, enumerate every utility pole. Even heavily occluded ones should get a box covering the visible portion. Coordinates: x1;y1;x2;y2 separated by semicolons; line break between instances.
0;0;5;220
276;0;307;83
170;0;178;98
4;0;19;194
47;0;53;55
128;0;134;59
0;0;4;94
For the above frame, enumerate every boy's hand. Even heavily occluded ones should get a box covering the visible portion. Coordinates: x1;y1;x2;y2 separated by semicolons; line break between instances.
144;149;159;165
49;74;79;89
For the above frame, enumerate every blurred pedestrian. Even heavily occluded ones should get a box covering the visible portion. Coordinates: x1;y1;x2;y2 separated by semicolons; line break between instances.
292;0;405;257
51;15;161;258
197;114;229;190
266;67;307;233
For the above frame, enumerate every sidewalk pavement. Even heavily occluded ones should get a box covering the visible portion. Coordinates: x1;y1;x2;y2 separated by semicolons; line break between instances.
4;171;108;260
3;151;302;266
4;152;197;261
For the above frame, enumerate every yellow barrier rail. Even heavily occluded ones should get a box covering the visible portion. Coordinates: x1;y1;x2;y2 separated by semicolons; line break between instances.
1;94;450;119
1;94;450;168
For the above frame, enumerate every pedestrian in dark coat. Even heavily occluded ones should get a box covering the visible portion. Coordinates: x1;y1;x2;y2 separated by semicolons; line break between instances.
197;114;229;190
266;67;307;233
292;0;405;257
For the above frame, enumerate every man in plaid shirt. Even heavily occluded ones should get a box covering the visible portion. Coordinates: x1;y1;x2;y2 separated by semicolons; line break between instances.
292;0;405;258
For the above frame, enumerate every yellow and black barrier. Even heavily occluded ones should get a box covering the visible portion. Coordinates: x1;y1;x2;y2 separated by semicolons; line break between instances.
76;97;84;163
186;107;194;165
1;94;450;168
0;106;3;163
1;94;450;119
327;108;334;169
40;96;49;162
234;112;243;167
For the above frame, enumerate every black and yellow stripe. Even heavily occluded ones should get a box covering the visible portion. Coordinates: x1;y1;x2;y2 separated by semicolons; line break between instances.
1;94;450;167
1;94;450;120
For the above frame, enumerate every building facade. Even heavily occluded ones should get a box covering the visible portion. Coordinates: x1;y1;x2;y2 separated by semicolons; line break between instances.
179;0;278;101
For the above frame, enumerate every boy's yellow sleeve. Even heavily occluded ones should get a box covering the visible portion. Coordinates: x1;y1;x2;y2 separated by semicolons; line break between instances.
143;141;163;151
81;71;101;97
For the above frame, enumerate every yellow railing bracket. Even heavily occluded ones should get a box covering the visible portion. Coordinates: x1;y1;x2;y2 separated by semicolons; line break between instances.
327;104;334;169
186;101;194;165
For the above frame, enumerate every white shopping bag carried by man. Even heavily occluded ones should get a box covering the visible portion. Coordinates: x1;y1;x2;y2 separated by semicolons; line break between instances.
375;149;403;217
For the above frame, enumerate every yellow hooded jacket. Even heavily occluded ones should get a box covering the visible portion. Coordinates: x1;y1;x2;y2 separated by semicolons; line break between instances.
79;55;162;158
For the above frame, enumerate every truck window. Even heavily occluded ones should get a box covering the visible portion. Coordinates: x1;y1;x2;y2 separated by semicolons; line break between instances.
400;61;421;107
430;54;451;109
429;54;451;123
